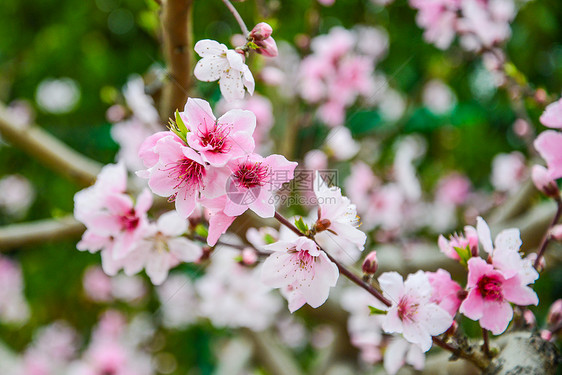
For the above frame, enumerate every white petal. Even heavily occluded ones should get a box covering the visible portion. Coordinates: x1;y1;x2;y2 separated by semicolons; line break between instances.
194;56;227;82
194;39;227;57
476;216;494;254
219;69;245;102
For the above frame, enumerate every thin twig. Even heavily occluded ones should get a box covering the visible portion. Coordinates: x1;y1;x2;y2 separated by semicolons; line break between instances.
534;196;562;269
0;104;102;187
221;0;250;37
482;328;491;358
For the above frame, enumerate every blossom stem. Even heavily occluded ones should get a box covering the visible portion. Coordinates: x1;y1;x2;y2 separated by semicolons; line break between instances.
482;328;491;358
534;196;562;269
273;211;391;307
221;0;250;37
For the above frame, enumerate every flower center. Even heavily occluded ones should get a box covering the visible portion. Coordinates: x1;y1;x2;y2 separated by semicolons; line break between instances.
233;161;270;189
397;297;419;322
165;158;205;195
477;275;503;302
198;122;232;153
120;210;139;231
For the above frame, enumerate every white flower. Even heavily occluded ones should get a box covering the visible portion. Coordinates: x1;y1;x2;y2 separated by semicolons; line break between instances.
194;39;255;102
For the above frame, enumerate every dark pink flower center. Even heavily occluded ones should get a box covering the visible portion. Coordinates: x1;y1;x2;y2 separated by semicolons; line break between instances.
198;123;232;153
120;210;139;231
397;297;419;322
477;275;503;302
233;161;270;189
165;158;205;196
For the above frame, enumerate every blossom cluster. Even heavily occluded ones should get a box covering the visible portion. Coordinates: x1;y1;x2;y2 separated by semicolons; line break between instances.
298;26;388;127
409;0;518;50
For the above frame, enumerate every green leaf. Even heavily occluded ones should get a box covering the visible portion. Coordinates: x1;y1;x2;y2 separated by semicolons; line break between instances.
195;224;209;239
264;233;276;244
368;306;387;315
294;217;309;234
454;245;472;266
175;109;188;135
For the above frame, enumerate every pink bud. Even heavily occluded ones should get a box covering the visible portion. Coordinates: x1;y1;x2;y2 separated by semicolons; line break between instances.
541;329;553;341
523;309;536;327
547;299;562;326
532;165;559;198
255;37;278;58
550;225;562;241
362;251;378;275
250;22;273;41
242;247;258;265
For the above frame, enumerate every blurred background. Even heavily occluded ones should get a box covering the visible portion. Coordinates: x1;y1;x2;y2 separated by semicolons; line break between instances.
1;0;562;374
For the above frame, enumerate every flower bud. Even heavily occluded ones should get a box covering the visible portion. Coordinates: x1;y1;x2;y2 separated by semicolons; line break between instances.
523;309;536;328
255;37;278;57
547;299;562;326
541;329;553;341
250;22;273;41
362;251;378;275
532;165;560;198
242;247;258;265
550;225;562;241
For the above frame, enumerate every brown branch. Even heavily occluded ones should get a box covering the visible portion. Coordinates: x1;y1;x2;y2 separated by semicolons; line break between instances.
0;104;102;187
159;0;194;121
0;215;85;251
534;196;562;268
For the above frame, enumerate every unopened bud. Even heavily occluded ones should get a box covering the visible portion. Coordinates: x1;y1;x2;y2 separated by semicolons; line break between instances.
315;218;331;233
362;251;378;275
523;309;536;328
547;299;562;326
532;165;559;198
550;225;562;241
255;36;278;57
534;88;548;105
541;329;553;341
242;247;258;265
250;22;273;41
445;321;458;337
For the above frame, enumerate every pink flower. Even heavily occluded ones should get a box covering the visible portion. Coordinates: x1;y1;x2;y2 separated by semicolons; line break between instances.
223;153;297;218
534;130;562;180
123;211;202;285
378;271;453;351
438;226;478;261
194;39;255;101
459;257;538;334
261;237;339;312
182;98;256;166
83;188;153;260
540;99;562;128
250;24;279;57
435;173;471;206
313;171;367;263
138;133;228;217
426;269;463;317
83;266;113;302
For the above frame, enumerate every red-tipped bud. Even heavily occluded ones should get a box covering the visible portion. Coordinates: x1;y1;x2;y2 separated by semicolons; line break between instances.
547;299;562;326
255;37;278;57
550;225;562;241
532;165;560;198
250;22;273;41
362;251;378;275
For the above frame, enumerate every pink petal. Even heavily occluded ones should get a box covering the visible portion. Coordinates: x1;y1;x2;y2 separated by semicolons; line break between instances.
534;130;562;180
459;289;484;320
540;99;562;128
184;98;216;133
206;212;236;246
502;277;538;306
479;301;513;335
174;188;197;218
218;109;256;135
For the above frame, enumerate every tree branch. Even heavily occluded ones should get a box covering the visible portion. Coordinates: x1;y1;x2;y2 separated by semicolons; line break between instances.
159;0;194;121
0;215;85;251
0;104;102;187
